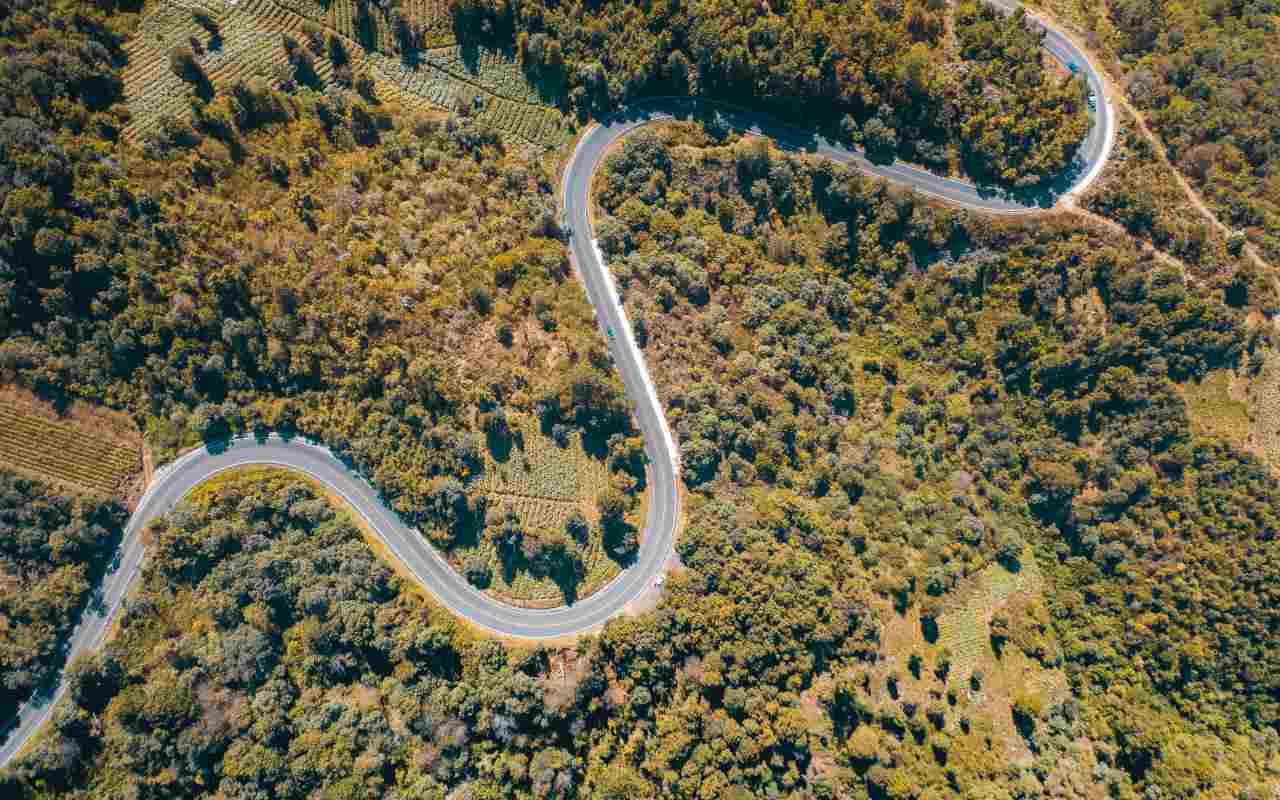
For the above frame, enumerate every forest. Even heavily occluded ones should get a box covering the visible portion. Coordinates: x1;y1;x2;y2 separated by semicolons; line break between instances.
586;122;1277;797
453;0;1090;187
1036;0;1279;262
0;0;644;601
0;0;1277;797
7;118;1278;800
0;472;125;725
1109;0;1279;261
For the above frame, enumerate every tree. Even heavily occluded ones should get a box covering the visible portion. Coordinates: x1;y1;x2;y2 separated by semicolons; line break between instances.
463;553;492;587
587;763;650;799
522;528;583;580
488;504;523;557
169;45;206;85
863;117;898;160
565;511;589;543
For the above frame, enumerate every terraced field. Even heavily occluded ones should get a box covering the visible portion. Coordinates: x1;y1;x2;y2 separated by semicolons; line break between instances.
122;0;570;149
477;423;610;506
273;0;455;51
0;402;141;497
466;417;618;605
417;45;550;104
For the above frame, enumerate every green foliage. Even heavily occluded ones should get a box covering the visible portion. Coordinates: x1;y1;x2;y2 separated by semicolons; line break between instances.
591;125;1277;796
0;471;124;722
0;0;128;341
453;0;1087;185
1109;0;1280;261
2;4;1278;798
0;0;641;607
1042;0;1280;262
954;1;1091;185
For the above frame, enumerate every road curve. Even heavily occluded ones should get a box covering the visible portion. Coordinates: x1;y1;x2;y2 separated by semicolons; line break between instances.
0;0;1113;768
570;1;1114;215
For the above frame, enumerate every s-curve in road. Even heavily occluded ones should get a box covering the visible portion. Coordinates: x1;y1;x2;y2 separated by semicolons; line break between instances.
0;0;1112;769
0;433;682;767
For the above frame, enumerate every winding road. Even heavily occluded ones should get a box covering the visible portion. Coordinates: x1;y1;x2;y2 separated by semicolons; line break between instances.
0;1;1114;768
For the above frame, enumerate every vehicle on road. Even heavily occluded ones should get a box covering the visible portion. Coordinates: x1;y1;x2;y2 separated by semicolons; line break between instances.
1069;62;1079;74
607;326;615;340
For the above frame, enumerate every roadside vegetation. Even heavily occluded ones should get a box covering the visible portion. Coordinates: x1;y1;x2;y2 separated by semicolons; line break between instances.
1084;107;1263;288
454;0;1090;188
0;0;640;603
1028;0;1279;263
0;472;125;725
466;414;636;605
1;0;1278;798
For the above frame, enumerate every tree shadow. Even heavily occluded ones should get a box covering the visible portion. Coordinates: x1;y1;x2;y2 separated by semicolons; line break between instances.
458;39;482;75
492;543;583;605
193;73;215;103
598;97;1089;210
602;518;639;568
450;504;485;551
551;564;580;605
355;9;377;52
498;547;519;587
485;426;517;462
523;63;568;108
579;427;612;462
921;614;939;644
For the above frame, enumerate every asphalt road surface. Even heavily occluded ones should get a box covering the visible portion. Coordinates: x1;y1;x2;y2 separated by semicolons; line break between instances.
0;0;1113;768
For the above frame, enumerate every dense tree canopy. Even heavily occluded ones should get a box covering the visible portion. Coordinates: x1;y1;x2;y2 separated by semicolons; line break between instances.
589;124;1277;796
0;0;639;600
1046;0;1280;261
446;0;1090;186
0;471;124;723
1;1;1278;798
9;122;1277;798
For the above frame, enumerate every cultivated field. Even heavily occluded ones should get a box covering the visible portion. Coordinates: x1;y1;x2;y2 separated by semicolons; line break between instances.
936;545;1043;680
1180;368;1252;451
0;398;142;497
476;420;610;504
122;0;571;149
866;544;1068;767
467;416;618;605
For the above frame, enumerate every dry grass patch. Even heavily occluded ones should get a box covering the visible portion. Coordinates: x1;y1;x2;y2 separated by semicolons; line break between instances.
854;548;1072;767
1246;348;1280;470
477;417;609;504
935;546;1043;680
